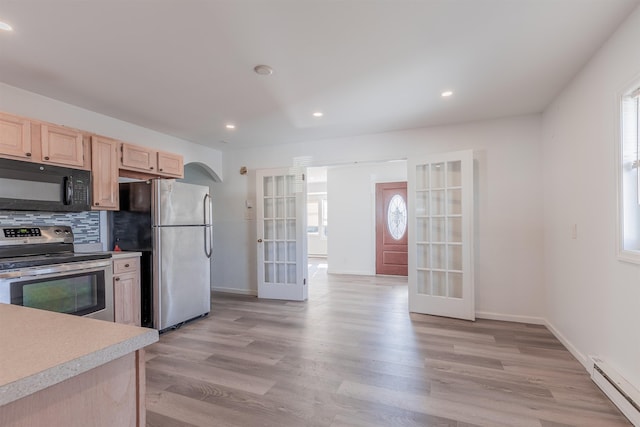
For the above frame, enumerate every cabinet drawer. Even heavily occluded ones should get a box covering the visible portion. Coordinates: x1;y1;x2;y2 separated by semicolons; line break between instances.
113;257;139;274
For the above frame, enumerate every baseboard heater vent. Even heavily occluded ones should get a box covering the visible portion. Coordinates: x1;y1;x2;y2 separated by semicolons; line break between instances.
590;357;640;426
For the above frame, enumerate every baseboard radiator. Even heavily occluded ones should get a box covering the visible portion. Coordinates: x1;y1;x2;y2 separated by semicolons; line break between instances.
590;357;640;426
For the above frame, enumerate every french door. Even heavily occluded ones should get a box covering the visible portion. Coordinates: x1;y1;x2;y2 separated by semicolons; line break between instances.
407;150;474;320
256;168;308;301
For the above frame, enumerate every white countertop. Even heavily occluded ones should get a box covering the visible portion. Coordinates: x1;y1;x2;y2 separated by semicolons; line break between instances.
0;304;158;406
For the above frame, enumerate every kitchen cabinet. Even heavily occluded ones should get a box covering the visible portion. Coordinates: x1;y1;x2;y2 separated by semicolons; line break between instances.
0;112;32;161
120;142;157;174
91;135;119;210
120;143;184;178
113;255;141;327
157;150;184;178
40;124;86;169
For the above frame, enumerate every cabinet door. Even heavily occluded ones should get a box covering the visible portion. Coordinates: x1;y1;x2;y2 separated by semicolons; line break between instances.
113;257;141;326
157;151;184;178
121;143;157;173
91;136;119;210
0;112;32;160
41;124;85;168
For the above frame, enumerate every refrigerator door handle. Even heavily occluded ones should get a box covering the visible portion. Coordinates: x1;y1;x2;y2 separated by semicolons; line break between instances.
204;193;213;258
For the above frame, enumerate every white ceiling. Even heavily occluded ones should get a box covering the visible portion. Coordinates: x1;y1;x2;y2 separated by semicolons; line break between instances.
0;1;638;151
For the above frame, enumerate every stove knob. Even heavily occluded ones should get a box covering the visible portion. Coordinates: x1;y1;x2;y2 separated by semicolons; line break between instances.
54;229;61;234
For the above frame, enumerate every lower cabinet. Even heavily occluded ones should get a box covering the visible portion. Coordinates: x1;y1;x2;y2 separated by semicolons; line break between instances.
113;255;141;327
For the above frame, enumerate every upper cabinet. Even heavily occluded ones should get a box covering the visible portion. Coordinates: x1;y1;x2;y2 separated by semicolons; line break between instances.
91;135;119;210
0;112;89;169
120;142;157;174
41;124;86;169
157;150;184;178
0;112;32;161
120;143;184;178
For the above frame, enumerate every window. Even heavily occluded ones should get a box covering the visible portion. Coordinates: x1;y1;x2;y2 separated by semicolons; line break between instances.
618;82;640;262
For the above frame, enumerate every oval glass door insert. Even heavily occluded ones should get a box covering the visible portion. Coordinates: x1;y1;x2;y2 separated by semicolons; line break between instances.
387;194;407;240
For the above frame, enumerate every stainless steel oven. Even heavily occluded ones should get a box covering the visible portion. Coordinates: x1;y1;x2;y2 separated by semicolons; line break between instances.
0;226;113;321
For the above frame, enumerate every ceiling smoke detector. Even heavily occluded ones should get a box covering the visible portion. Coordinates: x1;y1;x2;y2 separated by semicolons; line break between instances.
253;65;274;76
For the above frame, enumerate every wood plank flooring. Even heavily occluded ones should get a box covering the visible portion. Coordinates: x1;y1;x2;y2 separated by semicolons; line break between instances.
145;260;630;427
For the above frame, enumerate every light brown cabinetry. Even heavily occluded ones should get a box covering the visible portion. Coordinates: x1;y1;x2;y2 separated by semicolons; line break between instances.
157;150;184;178
120;143;184;178
40;124;85;168
113;256;141;327
91;136;119;210
0;112;32;160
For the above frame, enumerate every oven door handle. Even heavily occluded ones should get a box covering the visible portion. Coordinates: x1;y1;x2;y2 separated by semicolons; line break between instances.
0;259;112;280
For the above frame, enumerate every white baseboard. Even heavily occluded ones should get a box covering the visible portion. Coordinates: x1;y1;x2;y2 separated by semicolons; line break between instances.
475;311;546;325
327;269;374;276
544;319;588;369
212;286;257;296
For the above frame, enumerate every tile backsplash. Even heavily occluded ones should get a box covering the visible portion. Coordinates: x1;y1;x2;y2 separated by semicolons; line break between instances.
0;211;101;244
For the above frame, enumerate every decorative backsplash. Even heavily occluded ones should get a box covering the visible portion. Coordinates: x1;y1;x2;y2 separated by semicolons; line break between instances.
0;211;101;244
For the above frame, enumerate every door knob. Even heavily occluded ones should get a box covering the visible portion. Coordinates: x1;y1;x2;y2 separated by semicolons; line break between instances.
257;239;263;243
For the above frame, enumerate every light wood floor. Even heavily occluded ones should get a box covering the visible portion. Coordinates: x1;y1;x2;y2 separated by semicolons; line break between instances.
145;260;630;427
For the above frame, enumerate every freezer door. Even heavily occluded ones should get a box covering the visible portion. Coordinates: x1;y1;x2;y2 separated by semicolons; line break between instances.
154;179;211;226
154;225;211;330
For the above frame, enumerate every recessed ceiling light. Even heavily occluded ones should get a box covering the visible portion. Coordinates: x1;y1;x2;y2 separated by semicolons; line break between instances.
253;65;273;76
441;90;454;97
0;21;13;32
225;124;236;130
312;112;323;118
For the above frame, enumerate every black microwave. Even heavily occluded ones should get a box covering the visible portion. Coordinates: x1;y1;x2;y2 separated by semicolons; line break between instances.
0;158;91;212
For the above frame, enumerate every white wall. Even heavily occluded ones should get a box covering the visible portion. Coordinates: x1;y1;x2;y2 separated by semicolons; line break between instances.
216;114;544;322
327;162;406;275
0;83;223;180
541;5;640;388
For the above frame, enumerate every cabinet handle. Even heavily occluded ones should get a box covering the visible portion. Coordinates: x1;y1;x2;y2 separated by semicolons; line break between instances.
25;152;32;157
44;156;50;160
95;202;100;206
150;166;154;170
115;277;120;281
124;263;130;268
159;168;163;172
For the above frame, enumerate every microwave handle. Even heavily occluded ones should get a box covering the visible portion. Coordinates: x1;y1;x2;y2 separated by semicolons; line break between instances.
64;176;74;205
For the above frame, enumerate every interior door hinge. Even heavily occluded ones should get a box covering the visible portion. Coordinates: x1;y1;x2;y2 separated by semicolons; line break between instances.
302;173;305;181
303;278;307;285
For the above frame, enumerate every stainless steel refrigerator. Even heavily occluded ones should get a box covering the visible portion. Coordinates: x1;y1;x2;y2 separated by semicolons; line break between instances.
110;179;212;330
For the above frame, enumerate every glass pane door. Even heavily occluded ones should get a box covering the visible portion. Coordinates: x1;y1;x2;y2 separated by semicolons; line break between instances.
409;150;474;320
257;168;308;301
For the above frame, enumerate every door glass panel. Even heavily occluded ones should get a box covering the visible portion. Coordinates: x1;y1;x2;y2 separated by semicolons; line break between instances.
416;191;428;216
416;165;429;189
287;242;296;262
264;198;274;219
265;263;275;283
275;220;285;239
287;263;296;284
276;198;285;217
447;161;462;187
286;220;296;240
275;176;285;196
276;264;286;283
264;177;273;197
431;217;445;242
448;272;463;298
447;217;462;242
264;242;274;261
276;242;286;261
432;271;446;296
264;220;274;240
431;163;445;188
431;190;445;215
447;189;462;215
448;245;462;270
416;218;429;242
417;270;430;295
417;244;430;268
432;244;445;269
286;198;296;217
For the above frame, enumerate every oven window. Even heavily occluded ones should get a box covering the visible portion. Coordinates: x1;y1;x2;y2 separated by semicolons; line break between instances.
12;271;105;317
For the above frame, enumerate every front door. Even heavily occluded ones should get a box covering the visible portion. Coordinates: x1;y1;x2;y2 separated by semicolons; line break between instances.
376;182;408;276
256;168;308;301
